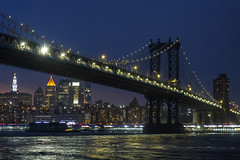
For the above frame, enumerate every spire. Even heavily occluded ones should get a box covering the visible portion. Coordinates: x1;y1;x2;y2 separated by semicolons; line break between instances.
129;97;139;107
11;73;18;93
47;76;56;86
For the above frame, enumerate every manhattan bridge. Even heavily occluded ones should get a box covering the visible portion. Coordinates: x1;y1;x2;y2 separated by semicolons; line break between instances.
0;13;239;133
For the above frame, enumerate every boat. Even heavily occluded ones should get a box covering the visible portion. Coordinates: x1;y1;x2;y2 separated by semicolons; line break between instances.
27;122;67;132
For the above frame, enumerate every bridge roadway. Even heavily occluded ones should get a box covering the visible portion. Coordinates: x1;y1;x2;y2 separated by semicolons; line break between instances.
0;33;225;113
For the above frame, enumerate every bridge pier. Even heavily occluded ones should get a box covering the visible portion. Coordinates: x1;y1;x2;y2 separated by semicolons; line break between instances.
143;95;184;134
167;100;172;125
193;110;211;124
193;109;199;124
193;110;234;124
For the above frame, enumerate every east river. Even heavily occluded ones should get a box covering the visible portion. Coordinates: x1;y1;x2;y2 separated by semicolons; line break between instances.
0;133;240;160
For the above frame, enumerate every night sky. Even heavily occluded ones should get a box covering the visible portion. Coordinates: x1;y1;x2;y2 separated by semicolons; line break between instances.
0;0;240;106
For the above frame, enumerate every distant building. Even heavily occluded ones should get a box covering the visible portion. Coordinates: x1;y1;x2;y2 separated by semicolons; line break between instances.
34;87;44;114
213;74;229;110
28;113;85;124
180;106;193;123
58;79;71;113
11;73;18;93
45;76;58;114
58;79;85;113
69;80;84;108
126;97;147;124
0;73;32;107
0;73;32;124
84;82;91;106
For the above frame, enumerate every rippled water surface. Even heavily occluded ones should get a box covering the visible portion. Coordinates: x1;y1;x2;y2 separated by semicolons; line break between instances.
0;133;240;160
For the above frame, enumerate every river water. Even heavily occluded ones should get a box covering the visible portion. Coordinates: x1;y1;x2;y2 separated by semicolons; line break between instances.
0;133;240;160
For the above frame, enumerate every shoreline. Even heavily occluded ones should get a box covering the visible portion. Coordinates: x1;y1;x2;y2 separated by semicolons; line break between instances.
0;130;144;137
1;130;240;137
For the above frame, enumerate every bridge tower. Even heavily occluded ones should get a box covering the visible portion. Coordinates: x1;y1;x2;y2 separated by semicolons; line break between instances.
144;38;183;133
149;38;162;79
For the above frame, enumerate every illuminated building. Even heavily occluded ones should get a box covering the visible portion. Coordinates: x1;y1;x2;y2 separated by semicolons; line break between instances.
84;82;91;106
45;76;58;114
0;73;32;106
69;81;84;108
58;79;84;113
34;87;44;113
0;73;32;124
28;113;85;124
213;74;229;110
58;79;71;113
126;97;147;124
90;101;119;124
180;107;193;123
11;73;18;93
89;98;147;125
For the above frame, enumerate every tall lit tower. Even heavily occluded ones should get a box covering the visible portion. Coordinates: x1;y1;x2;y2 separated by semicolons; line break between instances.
213;74;229;110
11;73;18;93
34;87;44;113
84;82;91;106
45;76;58;114
213;73;230;122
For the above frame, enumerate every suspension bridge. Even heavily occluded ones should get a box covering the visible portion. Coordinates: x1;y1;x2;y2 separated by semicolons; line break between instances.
0;13;239;133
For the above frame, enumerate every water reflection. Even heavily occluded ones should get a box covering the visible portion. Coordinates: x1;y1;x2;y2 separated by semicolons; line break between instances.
0;134;240;159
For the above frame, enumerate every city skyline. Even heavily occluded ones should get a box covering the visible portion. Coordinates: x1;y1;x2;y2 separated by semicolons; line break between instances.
0;1;240;106
0;72;139;106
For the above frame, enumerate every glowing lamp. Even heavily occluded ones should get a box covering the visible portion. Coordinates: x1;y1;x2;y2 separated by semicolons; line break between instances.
41;46;48;54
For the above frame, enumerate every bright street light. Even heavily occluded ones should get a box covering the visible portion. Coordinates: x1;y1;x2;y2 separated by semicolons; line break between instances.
61;53;65;58
41;46;48;54
20;42;25;46
101;54;106;60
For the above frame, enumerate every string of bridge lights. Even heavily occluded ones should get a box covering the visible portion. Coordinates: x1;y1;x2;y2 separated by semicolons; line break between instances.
180;46;217;102
109;43;149;63
0;14;77;55
0;14;178;71
112;41;178;66
108;40;171;64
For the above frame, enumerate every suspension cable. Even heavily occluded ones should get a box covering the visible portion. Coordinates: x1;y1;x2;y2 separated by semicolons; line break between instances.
180;46;217;102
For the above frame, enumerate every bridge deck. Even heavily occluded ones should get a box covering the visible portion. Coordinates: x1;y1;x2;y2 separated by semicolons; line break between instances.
0;45;221;111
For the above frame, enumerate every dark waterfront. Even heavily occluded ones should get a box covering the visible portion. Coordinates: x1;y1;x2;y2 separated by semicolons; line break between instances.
0;133;240;160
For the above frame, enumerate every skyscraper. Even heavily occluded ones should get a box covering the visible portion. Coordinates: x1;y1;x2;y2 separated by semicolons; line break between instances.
84;82;91;106
0;73;32;124
58;79;84;113
213;74;229;110
58;79;71;108
11;73;18;93
34;87;44;113
45;76;58;114
69;81;84;108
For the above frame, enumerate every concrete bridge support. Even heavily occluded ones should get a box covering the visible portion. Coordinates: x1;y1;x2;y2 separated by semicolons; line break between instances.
143;95;184;134
193;109;199;124
193;110;213;124
193;110;236;124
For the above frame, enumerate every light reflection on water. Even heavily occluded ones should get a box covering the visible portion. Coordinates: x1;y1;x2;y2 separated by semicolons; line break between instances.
0;133;240;160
